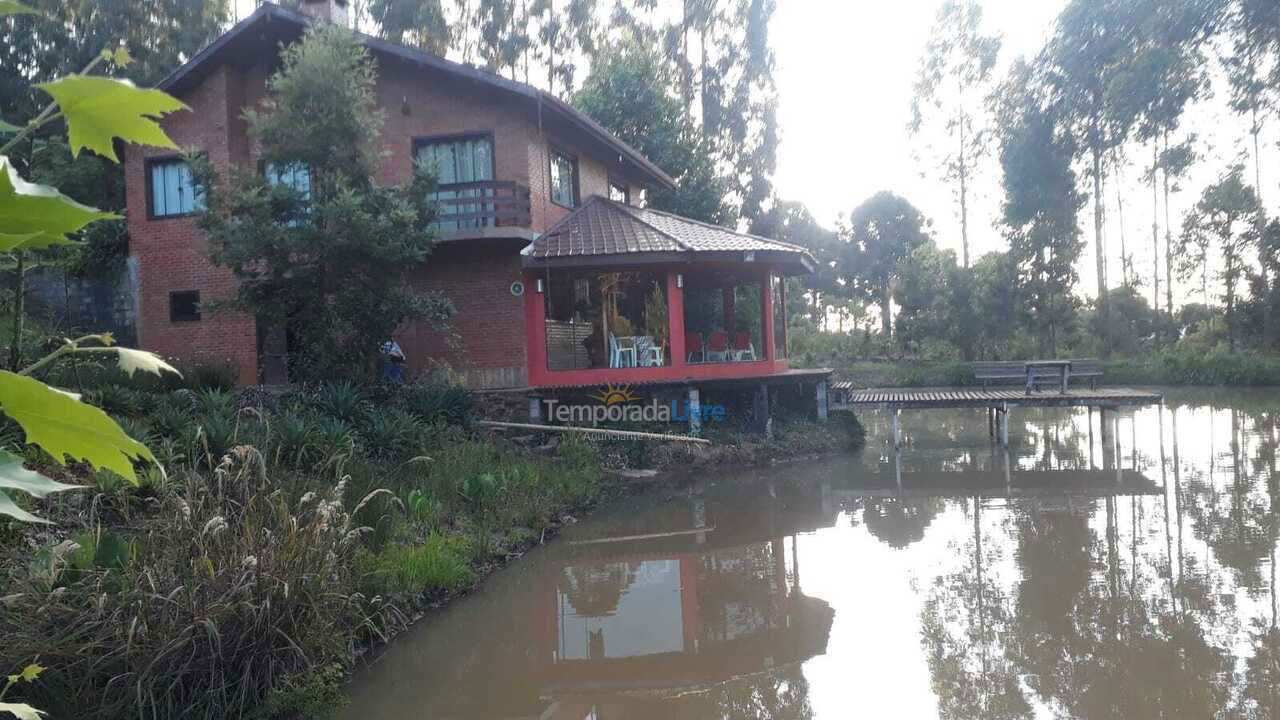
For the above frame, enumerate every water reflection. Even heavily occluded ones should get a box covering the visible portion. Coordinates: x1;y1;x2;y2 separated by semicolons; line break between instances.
343;387;1280;719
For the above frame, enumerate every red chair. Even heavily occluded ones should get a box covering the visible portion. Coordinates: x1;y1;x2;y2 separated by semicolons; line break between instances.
685;331;705;363
706;331;730;362
731;331;756;361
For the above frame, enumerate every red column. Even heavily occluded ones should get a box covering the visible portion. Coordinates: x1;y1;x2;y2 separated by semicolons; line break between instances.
779;276;788;362
761;269;775;363
524;270;548;386
668;268;686;368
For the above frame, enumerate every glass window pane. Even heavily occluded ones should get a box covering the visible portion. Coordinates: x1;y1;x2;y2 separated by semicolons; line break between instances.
151;163;166;216
163;163;181;215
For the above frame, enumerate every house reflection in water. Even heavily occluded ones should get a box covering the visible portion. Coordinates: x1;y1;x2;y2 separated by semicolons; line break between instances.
535;488;836;719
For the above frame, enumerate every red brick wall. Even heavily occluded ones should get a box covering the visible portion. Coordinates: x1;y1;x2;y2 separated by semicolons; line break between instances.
126;47;655;388
125;65;259;385
399;238;528;388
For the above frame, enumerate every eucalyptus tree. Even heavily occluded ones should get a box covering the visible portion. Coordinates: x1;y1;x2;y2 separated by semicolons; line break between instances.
1105;0;1217;321
1224;0;1280;343
839;192;933;339
369;0;451;53
1043;0;1136;350
997;59;1084;357
1179;165;1263;351
909;0;1001;269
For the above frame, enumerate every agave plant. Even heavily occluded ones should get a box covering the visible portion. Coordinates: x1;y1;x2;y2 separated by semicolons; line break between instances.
311;381;370;425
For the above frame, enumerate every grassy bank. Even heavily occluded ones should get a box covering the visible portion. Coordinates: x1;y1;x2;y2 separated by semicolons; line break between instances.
0;365;861;719
818;349;1280;388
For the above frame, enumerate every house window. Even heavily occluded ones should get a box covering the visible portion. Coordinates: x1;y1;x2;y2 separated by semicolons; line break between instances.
549;148;578;208
169;290;200;322
608;179;629;204
265;162;311;225
415;135;495;230
148;157;204;218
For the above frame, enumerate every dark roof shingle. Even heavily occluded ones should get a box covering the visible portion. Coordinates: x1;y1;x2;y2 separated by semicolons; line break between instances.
525;197;815;273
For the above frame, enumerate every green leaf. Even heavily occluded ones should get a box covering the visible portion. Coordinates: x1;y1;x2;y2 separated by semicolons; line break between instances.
0;157;118;246
33;76;187;161
0;1;39;16
0;489;47;524
0;119;21;133
18;664;43;683
112;47;134;67
0;450;80;498
0;371;153;482
114;347;180;378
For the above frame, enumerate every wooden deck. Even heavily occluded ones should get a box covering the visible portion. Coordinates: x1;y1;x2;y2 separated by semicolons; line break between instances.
833;386;1161;410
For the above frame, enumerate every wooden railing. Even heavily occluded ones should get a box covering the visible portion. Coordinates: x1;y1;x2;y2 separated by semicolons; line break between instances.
430;180;532;230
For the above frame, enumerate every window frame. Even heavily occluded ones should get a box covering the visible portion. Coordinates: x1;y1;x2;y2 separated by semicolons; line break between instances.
168;290;201;323
410;132;497;188
145;154;205;220
608;177;630;205
548;146;579;209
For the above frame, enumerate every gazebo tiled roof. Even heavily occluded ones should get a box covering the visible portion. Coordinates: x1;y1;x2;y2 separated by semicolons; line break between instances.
523;196;815;274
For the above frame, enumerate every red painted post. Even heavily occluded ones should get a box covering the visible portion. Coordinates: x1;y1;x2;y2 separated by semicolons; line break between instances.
761;268;776;364
667;268;686;368
524;270;549;386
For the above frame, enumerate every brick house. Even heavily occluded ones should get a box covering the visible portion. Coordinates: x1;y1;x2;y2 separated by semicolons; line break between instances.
128;0;827;411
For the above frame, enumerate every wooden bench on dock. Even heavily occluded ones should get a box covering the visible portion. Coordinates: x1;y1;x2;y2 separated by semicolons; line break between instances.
974;359;1102;394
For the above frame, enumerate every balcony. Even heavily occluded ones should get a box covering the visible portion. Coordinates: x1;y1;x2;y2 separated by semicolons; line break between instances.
430;181;532;240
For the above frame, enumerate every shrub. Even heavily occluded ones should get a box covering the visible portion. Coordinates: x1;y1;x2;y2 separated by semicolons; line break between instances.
312;381;370;425
0;457;387;720
84;384;140;417
150;399;193;439
360;409;425;461
272;411;314;466
184;362;239;392
401;382;472;425
357;534;475;596
195;388;236;416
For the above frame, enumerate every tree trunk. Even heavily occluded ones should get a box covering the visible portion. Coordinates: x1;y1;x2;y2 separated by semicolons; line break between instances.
1162;131;1174;321
8;252;24;372
1252;111;1271;347
958;109;970;269
1114;150;1129;288
1093;145;1109;355
1151;140;1160;319
880;283;892;339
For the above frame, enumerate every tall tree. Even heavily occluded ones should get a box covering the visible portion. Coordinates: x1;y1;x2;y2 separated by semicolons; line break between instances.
572;36;733;225
369;0;451;54
1225;0;1280;344
839;191;932;339
1178;165;1263;351
909;0;1001;269
998;60;1085;356
197;25;451;381
1044;0;1135;354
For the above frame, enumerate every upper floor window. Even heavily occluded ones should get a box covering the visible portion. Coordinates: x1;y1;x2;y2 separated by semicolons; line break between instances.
148;157;204;218
550;148;578;208
265;162;311;226
608;179;629;205
415;135;495;230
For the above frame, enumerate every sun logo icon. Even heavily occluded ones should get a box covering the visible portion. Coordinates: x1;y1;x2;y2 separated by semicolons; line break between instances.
592;384;639;406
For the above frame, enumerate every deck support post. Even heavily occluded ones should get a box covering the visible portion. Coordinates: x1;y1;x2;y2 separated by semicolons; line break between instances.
688;387;702;435
891;408;902;448
987;407;995;439
997;406;1010;447
751;384;772;437
1099;407;1115;470
528;396;543;423
815;380;829;421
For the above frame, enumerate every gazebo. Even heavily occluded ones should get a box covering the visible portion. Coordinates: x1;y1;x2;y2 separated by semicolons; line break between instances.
520;196;831;429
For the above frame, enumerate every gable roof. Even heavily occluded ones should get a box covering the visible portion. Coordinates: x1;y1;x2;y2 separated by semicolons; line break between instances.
524;196;816;275
157;3;676;190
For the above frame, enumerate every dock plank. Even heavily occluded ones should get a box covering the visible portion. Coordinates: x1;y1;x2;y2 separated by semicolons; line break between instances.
838;386;1160;410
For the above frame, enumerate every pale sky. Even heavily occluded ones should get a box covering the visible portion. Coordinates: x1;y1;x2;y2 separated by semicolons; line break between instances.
231;0;1280;306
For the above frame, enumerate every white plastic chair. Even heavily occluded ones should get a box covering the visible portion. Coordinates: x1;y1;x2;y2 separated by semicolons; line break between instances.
609;334;636;368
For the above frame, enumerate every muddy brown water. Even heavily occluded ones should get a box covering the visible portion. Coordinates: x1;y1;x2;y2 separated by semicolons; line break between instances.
342;387;1280;718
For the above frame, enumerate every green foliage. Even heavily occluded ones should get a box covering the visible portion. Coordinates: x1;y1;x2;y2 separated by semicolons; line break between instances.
400;382;472;425
311;380;370;425
360;409;424;461
357;534;475;596
33;75;186;161
197;25;452;383
840;191;933;337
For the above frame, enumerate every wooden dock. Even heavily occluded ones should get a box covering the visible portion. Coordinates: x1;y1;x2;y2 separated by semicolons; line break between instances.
832;386;1161;410
828;384;1162;447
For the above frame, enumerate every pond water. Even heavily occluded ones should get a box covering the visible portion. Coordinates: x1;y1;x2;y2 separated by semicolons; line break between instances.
342;387;1280;719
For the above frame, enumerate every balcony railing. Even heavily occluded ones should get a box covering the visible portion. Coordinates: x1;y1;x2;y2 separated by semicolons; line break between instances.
430;180;532;232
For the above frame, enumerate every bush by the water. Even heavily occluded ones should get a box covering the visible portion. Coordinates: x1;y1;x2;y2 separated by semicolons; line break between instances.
0;368;603;719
